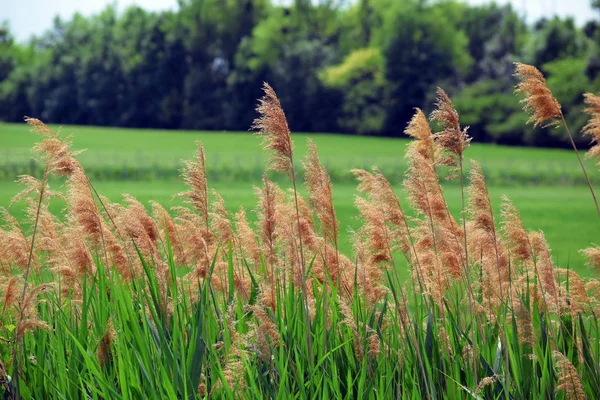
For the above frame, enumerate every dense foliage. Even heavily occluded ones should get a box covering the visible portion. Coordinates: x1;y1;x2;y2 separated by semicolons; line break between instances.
2;0;600;147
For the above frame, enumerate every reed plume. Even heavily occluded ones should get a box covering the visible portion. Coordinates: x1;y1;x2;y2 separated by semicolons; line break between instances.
152;202;186;264
67;170;104;246
514;63;600;217
247;300;281;362
179;141;209;229
26;117;82;176
0;276;22;315
303;139;339;255
0;208;34;271
555;269;588;316
430;87;471;179
210;190;234;246
581;245;600;273
514;63;562;127
500;196;532;264
16;283;54;339
583;92;600;165
515;299;535;347
254;175;282;276
253;82;312;359
97;319;116;367
530;231;560;311
467;161;509;307
176;207;212;280
234;206;261;268
405;108;438;163
553;350;587;400
252;82;294;178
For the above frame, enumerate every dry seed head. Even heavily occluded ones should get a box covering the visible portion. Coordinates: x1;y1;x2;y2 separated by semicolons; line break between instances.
369;168;412;255
514;63;562;127
583;93;600;165
210;190;233;245
515;299;534;346
476;376;499;395
530;231;559;308
303;139;338;247
354;196;391;266
467;161;494;233
581;245;600;273
553;350;587;400
67;170;103;244
103;226;131;280
65;225;96;276
254;175;282;269
117;195;160;264
252;83;294;178
351;169;376;194
98;319;116;367
234;206;261;267
1;208;35;270
26;117;83;176
152;201;186;264
11;175;63;208
555;268;589;315
500;196;532;263
430;87;471;177
124;195;159;245
178;141;209;225
405;108;436;162
247;302;280;361
16;283;54;339
367;329;381;357
404;148;441;218
1;276;22;314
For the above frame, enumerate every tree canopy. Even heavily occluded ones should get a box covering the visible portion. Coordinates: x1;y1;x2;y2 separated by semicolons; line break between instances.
1;0;600;147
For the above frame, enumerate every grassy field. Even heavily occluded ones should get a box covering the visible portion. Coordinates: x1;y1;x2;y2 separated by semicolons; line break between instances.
1;122;599;185
1;122;599;273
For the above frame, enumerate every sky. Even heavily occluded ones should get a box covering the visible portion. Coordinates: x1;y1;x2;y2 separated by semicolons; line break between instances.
0;0;597;43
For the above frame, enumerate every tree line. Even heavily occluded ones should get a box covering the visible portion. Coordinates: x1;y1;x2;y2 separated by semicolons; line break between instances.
1;0;600;147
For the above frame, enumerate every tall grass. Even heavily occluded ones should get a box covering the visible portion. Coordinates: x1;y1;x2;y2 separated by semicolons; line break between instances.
1;64;600;399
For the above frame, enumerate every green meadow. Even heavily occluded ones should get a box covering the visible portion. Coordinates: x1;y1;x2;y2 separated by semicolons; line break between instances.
0;122;598;274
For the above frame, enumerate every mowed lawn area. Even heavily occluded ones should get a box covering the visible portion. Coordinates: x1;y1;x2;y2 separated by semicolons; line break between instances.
0;122;598;276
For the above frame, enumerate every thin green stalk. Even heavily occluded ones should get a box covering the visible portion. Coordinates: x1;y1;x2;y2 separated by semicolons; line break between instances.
12;167;48;400
560;114;600;218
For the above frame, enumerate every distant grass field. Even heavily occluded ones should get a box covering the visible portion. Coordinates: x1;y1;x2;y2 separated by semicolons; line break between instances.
1;122;599;185
0;122;598;274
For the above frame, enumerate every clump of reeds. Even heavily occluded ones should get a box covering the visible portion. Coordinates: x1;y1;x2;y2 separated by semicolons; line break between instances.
4;68;600;399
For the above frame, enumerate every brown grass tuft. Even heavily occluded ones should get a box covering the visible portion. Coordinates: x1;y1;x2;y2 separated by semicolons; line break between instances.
252;83;294;178
16;283;54;339
254;175;282;276
583;92;600;165
430;87;471;179
581;245;600;273
178;141;209;228
26;117;83;176
406;108;437;163
234;206;261;268
553;350;587;400
500;196;532;264
303;139;338;252
1;276;22;315
513;63;562;127
97;319;116;367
